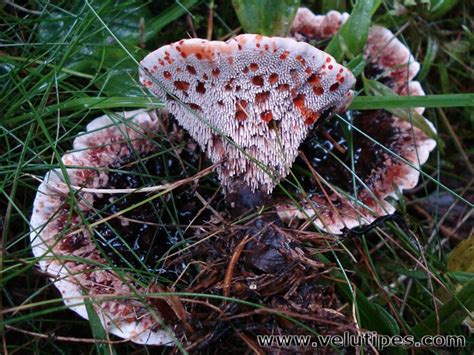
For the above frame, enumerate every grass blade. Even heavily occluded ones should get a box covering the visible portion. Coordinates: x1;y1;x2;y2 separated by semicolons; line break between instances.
231;0;300;36
350;93;474;110
325;0;378;60
84;294;117;355
412;279;474;336
363;78;439;142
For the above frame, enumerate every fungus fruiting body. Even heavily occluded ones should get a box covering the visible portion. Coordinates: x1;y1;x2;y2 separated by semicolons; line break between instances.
276;8;437;233
30;110;178;345
140;34;355;193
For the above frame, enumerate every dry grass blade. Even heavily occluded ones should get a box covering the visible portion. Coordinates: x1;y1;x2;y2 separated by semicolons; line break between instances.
223;235;251;297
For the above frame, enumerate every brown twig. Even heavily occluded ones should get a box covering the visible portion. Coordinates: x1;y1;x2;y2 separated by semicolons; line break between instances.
322;131;347;154
186;15;198;38
218;27;241;41
5;325;129;344
223;235;251;297
30;163;216;195
207;0;214;40
56;164;217;238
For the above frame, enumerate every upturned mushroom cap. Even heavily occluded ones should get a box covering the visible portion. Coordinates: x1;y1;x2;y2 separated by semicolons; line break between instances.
30;109;174;345
277;9;437;233
139;34;355;193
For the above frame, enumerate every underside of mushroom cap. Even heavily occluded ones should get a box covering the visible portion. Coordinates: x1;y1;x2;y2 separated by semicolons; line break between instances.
30;109;175;345
291;8;349;41
365;26;420;91
139;34;355;193
278;9;437;234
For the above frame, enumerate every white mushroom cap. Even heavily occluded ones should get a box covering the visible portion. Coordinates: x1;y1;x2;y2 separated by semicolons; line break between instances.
30;109;175;345
278;9;437;234
139;34;355;193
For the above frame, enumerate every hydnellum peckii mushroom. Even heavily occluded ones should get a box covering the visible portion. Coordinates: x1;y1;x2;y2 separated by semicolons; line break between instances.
139;34;356;198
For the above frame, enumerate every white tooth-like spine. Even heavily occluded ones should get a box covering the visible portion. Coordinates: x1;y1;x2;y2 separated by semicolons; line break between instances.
140;34;355;193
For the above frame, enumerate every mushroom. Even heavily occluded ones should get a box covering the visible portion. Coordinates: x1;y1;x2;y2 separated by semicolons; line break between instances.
30;109;177;345
275;8;437;233
139;34;356;194
29;11;437;345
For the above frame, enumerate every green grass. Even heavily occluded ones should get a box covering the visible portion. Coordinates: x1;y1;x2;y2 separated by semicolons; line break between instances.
1;0;473;353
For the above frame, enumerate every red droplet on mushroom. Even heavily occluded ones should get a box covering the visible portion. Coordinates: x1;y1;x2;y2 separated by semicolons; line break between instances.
196;81;206;94
329;82;339;91
139;34;355;193
269;73;279;85
304;110;319;125
277;83;290;91
255;91;270;104
235;99;248;121
295;55;306;66
280;50;289;60
188;103;202;111
186;65;197;75
313;86;324;95
174;80;190;91
251;75;264;86
249;63;259;72
260;110;273;122
292;93;305;109
237;99;247;109
307;73;320;85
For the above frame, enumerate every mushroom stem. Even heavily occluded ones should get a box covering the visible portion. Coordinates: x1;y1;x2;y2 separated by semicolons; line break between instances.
225;181;270;216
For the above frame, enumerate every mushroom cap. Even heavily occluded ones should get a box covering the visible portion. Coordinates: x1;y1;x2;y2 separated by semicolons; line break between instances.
139;34;355;193
30;109;174;345
278;9;436;233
